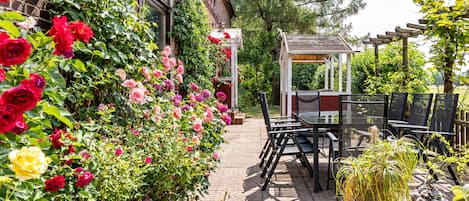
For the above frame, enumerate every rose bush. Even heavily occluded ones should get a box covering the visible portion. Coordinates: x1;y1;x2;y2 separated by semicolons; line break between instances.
0;0;229;200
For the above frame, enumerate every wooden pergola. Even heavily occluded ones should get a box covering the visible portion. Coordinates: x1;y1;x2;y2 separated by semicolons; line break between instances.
279;31;354;116
362;22;425;80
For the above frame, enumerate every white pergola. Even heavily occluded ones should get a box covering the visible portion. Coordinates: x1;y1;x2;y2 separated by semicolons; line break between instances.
210;28;243;110
279;32;354;116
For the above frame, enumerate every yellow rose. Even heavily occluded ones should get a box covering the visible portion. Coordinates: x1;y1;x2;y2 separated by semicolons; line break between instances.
8;147;51;181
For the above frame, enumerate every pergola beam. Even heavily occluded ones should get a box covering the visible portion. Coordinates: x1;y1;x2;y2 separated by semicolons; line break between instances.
407;23;426;31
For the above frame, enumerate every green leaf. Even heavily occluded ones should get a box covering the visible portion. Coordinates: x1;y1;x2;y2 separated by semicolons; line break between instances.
0;20;20;37
71;59;87;72
41;102;74;129
0;12;25;21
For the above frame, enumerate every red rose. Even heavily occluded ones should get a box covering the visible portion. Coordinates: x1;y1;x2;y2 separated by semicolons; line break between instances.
49;129;64;148
76;171;94;187
70;20;93;43
44;176;65;192
49;16;74;59
223;32;231;39
20;73;46;100
0;32;9;42
0;104;22;134
208;35;221;44
0;68;5;83
11;118;28;134
0;38;32;66
0;85;39;112
222;47;231;60
66;145;75;155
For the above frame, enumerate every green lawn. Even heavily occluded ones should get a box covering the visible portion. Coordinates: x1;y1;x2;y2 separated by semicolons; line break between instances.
427;85;469;109
243;104;281;118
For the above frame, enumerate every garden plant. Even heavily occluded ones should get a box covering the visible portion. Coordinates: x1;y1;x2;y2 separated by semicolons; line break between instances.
0;0;229;200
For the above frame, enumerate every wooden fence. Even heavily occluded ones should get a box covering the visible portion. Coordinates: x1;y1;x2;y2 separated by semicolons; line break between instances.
455;110;469;147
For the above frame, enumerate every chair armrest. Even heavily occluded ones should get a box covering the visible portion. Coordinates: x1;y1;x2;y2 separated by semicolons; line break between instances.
388;120;408;124
411;130;456;136
271;122;302;128
268;128;311;135
327;132;338;141
271;118;297;124
390;123;429;130
271;116;292;120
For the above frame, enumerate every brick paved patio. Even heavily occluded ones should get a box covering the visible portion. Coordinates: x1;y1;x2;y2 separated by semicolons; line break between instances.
201;118;455;201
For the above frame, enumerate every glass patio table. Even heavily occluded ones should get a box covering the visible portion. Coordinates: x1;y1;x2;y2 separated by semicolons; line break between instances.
295;111;339;193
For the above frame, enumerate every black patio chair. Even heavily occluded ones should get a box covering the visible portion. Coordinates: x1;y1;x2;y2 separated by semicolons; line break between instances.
258;92;317;191
389;93;434;137
407;93;460;185
294;90;330;145
257;92;305;167
388;92;408;122
326;94;388;189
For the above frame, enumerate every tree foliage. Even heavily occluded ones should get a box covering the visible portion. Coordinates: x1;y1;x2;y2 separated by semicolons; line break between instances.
352;42;429;94
232;0;366;107
414;0;469;93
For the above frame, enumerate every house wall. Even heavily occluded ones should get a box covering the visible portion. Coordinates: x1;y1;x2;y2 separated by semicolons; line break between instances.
203;0;233;29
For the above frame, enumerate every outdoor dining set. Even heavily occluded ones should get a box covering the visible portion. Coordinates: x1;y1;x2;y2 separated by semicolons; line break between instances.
257;91;460;192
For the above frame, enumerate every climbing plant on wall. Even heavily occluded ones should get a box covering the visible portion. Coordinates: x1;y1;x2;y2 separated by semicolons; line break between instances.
172;0;215;92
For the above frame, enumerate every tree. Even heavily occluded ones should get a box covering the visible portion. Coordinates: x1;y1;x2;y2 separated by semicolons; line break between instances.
232;0;366;107
352;43;430;94
414;0;469;93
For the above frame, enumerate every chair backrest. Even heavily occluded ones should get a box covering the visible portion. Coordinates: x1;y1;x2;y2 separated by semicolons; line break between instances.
389;92;408;121
258;91;272;130
338;94;388;157
295;90;320;117
429;93;459;133
407;93;434;126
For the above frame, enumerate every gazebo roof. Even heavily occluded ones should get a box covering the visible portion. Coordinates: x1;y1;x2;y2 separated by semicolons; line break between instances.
281;34;354;63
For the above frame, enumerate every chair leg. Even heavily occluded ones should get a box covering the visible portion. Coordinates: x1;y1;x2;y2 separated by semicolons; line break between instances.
435;139;460;185
262;135;289;191
259;145;271;168
327;140;333;190
259;139;270;159
292;137;314;177
260;149;275;178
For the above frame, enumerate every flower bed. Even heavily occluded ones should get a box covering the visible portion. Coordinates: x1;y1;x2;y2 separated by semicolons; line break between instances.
0;4;228;200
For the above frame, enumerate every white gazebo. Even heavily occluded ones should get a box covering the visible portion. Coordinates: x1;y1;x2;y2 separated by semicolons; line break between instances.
210;28;243;110
279;31;354;116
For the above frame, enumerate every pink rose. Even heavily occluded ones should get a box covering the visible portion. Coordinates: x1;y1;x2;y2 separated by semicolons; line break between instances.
115;148;123;156
135;81;145;89
129;87;146;105
187;146;193;152
213;151;220;161
163;46;171;57
122;79;137;88
191;114;197;121
176;74;183;83
173;108;182;119
142;67;151;81
222;114;232;125
189;93;196;102
115;69;126;80
81;152;90;159
177;65;184;74
145;157;152;164
193;119;203;133
169;58;176;68
204;109;214;123
153;69;163;78
192;135;200;145
162;57;171;72
217;103;228;113
189;82;199;92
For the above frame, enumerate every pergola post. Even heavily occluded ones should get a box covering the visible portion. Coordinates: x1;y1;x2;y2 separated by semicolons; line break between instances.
374;44;379;76
346;53;352;93
324;60;329;89
402;37;408;88
330;56;335;91
280;55;285;116
338;54;343;92
230;41;237;109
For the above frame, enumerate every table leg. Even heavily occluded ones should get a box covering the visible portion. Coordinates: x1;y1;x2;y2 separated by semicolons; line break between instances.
313;127;323;192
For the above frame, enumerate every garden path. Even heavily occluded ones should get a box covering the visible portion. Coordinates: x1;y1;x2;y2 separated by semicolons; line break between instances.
201;118;335;201
201;118;455;201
